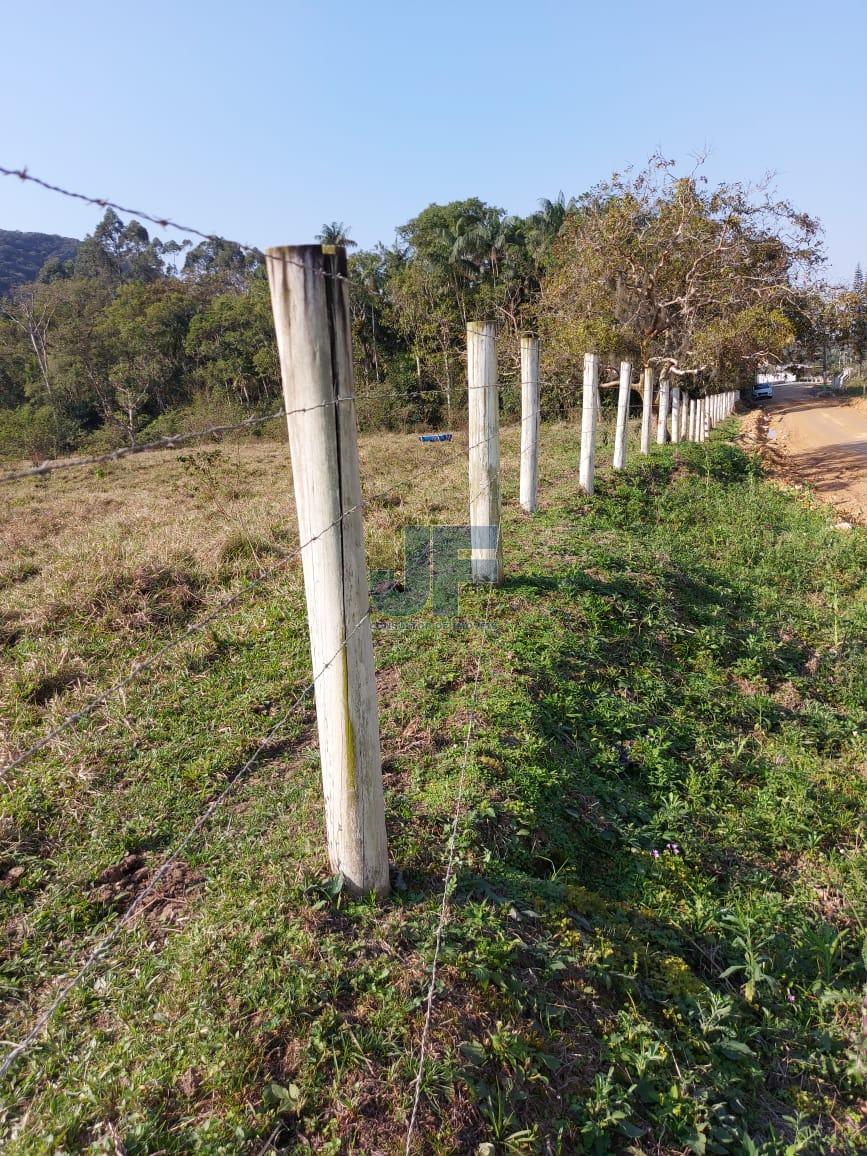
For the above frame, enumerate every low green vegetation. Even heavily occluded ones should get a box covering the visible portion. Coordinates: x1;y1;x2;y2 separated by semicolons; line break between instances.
0;417;865;1153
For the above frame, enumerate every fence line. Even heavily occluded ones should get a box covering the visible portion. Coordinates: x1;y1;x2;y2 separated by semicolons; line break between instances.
1;147;748;1130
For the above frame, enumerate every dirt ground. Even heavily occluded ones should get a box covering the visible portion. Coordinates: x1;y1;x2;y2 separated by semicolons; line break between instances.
738;382;867;524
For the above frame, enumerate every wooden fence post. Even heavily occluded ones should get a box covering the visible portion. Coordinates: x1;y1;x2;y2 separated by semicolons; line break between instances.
688;397;697;442
580;353;598;492
680;392;689;440
468;321;503;584
519;335;540;512
656;374;671;444
613;359;632;470
266;244;390;899
671;385;682;445
640;367;653;455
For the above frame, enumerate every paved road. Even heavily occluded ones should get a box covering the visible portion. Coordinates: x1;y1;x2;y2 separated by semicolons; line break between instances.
761;382;867;522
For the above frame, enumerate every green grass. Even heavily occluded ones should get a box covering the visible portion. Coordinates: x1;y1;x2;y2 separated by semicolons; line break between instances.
0;417;865;1153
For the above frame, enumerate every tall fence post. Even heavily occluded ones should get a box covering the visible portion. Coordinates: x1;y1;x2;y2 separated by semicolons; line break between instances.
688;397;697;442
680;391;689;440
519;335;540;512
656;373;671;444
671;385;682;445
266;244;390;899
613;359;632;470
468;321;503;584
640;366;653;455
580;352;598;493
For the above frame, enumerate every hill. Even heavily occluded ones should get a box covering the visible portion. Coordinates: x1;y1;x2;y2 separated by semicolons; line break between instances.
0;228;79;296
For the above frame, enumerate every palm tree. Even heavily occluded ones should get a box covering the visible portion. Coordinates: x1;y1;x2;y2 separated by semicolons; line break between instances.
529;193;578;257
316;221;357;248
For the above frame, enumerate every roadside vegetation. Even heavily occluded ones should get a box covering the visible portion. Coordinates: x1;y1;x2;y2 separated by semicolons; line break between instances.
7;155;866;469
1;415;864;1153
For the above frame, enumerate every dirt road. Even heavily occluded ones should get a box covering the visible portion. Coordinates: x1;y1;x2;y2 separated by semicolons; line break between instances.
755;382;867;523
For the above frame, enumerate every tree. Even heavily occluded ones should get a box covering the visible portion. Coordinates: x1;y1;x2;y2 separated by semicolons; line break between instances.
851;265;867;370
96;281;197;441
183;237;260;290
538;157;822;398
316;222;357;248
75;209;167;285
185;280;279;406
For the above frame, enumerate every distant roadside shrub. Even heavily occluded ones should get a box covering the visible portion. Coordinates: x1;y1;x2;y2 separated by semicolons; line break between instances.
0;404;81;464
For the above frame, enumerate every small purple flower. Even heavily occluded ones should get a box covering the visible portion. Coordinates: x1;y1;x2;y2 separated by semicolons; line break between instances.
652;849;660;859
787;989;796;1004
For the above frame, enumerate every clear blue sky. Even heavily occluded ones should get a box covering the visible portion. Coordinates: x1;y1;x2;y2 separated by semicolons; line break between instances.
2;0;865;282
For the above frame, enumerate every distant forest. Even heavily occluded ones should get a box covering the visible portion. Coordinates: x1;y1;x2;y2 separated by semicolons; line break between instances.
0;229;79;298
1;157;860;464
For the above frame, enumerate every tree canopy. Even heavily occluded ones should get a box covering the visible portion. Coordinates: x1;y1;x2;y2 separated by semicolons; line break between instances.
0;160;844;462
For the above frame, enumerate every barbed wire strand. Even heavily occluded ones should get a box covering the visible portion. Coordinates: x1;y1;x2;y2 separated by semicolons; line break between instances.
0;164;356;288
0;612;371;1080
404;584;494;1155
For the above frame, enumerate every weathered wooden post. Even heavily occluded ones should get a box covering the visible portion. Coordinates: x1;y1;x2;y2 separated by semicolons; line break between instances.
468;321;503;584
697;397;705;442
519;335;540;513
671;385;682;445
680;391;689;440
613;359;632;470
688;397;697;442
656;373;671;445
580;353;598;492
266;244;390;898
640;367;653;455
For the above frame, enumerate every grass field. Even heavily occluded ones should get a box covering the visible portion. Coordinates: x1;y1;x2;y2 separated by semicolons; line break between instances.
1;414;865;1154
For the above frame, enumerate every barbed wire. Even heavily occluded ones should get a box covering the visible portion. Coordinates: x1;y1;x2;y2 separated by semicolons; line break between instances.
404;584;494;1154
0;164;354;288
0;612;372;1079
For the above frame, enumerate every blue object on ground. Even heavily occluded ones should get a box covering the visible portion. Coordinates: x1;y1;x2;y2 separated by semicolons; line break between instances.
418;433;453;443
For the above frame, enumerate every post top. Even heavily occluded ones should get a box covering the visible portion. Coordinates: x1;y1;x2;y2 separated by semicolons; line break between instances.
264;244;349;277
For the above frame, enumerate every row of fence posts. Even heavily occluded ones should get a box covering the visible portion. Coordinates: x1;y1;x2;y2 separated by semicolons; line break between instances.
266;244;738;896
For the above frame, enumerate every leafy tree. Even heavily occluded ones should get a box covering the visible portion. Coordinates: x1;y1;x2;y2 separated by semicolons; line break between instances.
75;210;167;285
316;222;357;248
851;265;866;369
183;237;261;290
185;280;279;406
538;157;822;397
95;281;197;441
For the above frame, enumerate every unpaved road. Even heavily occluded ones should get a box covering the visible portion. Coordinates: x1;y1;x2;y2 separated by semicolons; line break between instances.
756;382;867;523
